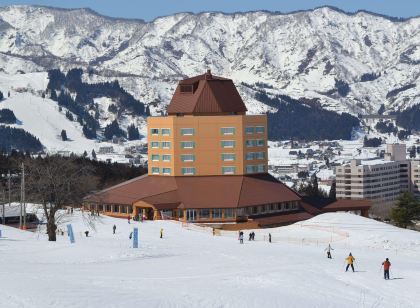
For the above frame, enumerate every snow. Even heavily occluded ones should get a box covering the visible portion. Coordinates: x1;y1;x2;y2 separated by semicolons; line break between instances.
1;211;419;307
0;6;418;115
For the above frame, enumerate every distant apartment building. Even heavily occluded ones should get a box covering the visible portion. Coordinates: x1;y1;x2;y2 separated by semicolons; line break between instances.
336;144;411;214
411;159;420;199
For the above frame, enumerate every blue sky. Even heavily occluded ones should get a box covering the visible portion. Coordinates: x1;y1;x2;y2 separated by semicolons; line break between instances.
0;0;419;21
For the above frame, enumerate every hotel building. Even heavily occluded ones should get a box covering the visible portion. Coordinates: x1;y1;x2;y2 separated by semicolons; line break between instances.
85;71;370;227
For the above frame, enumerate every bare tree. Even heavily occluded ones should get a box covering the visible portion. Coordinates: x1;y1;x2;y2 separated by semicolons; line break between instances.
25;156;97;241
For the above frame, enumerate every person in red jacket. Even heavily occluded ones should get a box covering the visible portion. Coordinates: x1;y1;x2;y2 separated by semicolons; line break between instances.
382;258;391;280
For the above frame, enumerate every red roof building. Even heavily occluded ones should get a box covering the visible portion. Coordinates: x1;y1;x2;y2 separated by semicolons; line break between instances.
84;71;371;227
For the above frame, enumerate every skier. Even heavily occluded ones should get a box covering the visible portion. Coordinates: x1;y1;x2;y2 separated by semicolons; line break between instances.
128;216;131;224
239;231;244;244
251;232;255;241
269;233;272;243
113;224;116;234
345;253;355;272
382;258;391;280
160;228;163;239
249;233;252;241
325;244;334;259
84;231;89;237
129;232;133;240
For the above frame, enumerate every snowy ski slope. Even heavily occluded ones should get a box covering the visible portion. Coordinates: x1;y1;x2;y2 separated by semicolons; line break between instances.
0;211;419;307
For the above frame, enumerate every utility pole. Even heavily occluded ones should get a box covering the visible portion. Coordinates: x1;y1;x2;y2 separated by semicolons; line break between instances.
19;168;22;229
20;163;26;230
1;189;4;225
7;170;10;225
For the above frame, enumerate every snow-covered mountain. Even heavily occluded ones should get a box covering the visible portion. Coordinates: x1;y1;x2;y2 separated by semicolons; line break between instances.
0;5;419;116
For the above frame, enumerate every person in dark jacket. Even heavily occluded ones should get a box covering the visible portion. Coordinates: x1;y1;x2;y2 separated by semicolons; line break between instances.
268;233;272;243
113;224;116;234
382;258;391;280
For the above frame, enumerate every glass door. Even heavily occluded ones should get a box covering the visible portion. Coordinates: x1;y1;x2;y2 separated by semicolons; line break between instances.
186;209;197;221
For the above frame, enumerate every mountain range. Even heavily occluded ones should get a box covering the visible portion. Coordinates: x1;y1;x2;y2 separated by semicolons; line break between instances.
0;5;419;151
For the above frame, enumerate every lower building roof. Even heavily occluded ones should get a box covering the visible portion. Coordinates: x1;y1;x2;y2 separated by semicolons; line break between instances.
85;173;301;209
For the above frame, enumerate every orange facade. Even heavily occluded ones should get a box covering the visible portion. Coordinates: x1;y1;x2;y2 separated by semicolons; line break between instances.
147;114;268;176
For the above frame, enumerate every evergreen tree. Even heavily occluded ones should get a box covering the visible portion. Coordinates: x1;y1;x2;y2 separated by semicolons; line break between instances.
0;126;43;153
329;181;337;200
82;125;97;139
91;149;97;160
391;193;420;228
65;111;74;121
312;176;319;196
127;124;140;140
50;89;58;101
83;150;88;158
61;129;68;141
104;120;126;140
0;90;3;100
0;109;17;124
409;147;416;158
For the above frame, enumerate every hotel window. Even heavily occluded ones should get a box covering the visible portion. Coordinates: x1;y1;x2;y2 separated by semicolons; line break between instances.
255;152;265;160
224;208;234;218
121;206;127;214
199;209;210;219
181;154;195;162
181;128;195;136
162;168;171;175
150;128;159;135
246;152;254;160
221;140;235;148
257;164;265;173
246;165;255;174
151;141;159;149
113;205;119;213
106;204;111;212
151;167;160;174
162;154;171;162
245;126;254;134
255;126;265;134
246;140;255;148
221;153;235;161
151;154;160;161
181;141;195;149
212;208;222;219
182;167;196;175
162;141;171;149
222;166;235;175
161;128;171;136
256;139;265;147
221;127;235;135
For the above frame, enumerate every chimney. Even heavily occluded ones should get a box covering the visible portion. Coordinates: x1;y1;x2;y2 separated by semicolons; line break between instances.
205;69;212;80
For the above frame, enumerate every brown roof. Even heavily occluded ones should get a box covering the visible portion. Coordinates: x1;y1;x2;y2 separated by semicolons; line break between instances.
322;199;372;211
85;174;301;209
253;212;314;227
167;70;247;115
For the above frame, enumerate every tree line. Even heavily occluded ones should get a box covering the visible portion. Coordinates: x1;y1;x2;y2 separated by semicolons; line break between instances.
0;152;147;241
258;92;360;141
